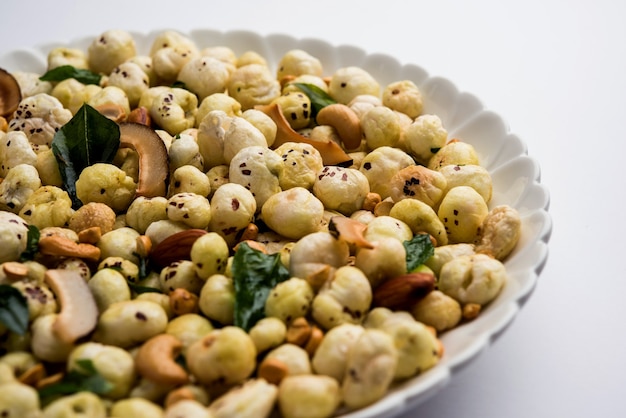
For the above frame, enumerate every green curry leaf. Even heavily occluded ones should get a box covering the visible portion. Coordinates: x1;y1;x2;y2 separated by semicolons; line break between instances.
51;103;120;209
0;285;29;335
39;65;102;85
19;224;40;261
38;359;113;401
404;233;435;272
232;242;290;331
293;83;336;118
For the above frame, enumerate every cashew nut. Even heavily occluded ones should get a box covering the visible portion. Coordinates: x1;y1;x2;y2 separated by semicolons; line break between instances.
208;378;278;418
38;235;101;262
474;204;522;260
135;334;189;386
44;269;98;344
316;103;363;150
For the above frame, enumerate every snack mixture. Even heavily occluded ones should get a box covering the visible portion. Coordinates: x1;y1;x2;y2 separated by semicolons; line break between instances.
0;29;522;417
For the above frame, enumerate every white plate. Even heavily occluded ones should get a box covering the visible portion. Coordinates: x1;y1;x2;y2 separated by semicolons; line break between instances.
0;29;552;418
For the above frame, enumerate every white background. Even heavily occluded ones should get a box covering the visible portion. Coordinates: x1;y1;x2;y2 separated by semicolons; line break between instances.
1;1;625;417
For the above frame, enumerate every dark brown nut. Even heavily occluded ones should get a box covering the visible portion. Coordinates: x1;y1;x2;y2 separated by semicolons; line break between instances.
372;272;436;310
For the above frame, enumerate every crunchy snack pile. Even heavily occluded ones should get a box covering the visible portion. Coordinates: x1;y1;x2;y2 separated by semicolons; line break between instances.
0;29;522;418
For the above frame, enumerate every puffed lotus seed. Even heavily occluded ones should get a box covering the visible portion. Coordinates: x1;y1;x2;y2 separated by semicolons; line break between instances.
198;274;235;325
68;342;136;399
261;187;325;240
341;328;398;409
186;326;257;386
42;391;107;418
265;277;314;324
94;300;168;348
278;375;341;418
438;186;489;244
312;266;372;330
438;253;507;306
190;232;229;280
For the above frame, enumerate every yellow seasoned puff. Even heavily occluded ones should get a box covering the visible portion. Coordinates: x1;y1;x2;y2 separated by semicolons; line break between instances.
125;196;168;234
47;46;88;70
438;253;507;306
265;277;315;324
411;290;463;333
75;163;136;213
438;186;489;244
68;342;136;399
439;164;493;204
272;91;312;130
42;391;107;417
312;266;372;330
278;375;341;418
428;140;479;171
275;142;324;191
365;308;440;379
186;326;257;386
149;88;198;136
389;198;448;246
94;300;168;348
190;232;229;280
19;185;73;229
